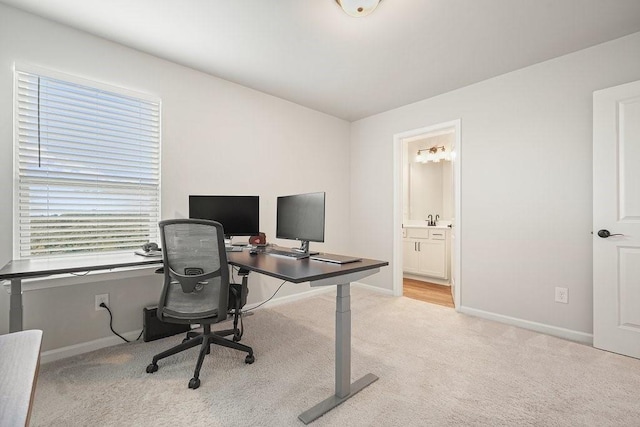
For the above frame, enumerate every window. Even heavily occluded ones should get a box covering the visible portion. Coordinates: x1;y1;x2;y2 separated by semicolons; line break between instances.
14;67;161;258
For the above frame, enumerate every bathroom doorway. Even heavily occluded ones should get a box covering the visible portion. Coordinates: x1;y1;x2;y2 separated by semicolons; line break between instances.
392;120;461;309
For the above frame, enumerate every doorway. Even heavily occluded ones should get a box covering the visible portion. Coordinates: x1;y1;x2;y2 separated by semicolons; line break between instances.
392;120;461;309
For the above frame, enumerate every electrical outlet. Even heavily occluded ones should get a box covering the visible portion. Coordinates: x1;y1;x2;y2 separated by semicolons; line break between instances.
95;293;109;311
555;287;568;304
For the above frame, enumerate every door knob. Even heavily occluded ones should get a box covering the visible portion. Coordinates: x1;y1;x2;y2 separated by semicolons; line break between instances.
597;229;624;238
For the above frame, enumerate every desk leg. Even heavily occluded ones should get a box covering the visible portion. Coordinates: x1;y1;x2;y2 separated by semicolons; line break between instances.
298;283;378;424
10;278;23;333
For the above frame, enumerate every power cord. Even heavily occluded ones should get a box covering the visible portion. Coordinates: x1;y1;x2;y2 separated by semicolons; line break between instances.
99;302;143;343
230;264;288;312
243;280;287;313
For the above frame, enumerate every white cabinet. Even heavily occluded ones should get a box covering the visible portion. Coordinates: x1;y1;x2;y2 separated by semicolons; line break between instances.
402;228;449;279
403;239;422;272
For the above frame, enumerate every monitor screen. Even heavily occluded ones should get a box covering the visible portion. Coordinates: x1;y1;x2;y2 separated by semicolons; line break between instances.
189;195;259;237
276;192;325;244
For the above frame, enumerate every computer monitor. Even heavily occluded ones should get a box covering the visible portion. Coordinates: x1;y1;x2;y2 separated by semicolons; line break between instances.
276;192;325;254
189;195;259;240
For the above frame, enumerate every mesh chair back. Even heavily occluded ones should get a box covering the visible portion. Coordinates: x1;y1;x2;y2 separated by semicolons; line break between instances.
157;219;230;322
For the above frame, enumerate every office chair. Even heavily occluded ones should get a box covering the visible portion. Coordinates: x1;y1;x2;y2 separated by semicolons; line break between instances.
146;219;254;389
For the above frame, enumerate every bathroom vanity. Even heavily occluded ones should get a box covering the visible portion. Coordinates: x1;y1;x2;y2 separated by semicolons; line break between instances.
402;224;450;280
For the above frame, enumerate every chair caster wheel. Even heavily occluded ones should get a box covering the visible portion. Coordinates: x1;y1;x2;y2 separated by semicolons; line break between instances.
146;363;158;373
245;354;255;364
188;377;200;389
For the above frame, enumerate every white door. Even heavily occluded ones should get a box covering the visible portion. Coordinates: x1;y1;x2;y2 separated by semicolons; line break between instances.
593;80;640;359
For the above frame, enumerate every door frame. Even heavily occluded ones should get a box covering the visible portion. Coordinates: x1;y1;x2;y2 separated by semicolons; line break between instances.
392;119;461;309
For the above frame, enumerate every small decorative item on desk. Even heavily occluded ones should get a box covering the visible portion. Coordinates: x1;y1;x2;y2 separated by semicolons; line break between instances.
249;232;267;246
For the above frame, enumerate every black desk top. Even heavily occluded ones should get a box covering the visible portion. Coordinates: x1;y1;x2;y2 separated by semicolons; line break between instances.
0;252;163;280
0;250;387;285
227;251;388;283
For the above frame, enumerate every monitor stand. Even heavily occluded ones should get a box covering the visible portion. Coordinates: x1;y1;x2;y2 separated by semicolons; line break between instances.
292;241;319;256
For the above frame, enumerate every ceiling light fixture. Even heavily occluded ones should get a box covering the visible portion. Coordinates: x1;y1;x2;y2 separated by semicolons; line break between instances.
335;0;381;17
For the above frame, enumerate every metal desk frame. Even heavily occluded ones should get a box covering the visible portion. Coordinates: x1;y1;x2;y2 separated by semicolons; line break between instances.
227;251;387;424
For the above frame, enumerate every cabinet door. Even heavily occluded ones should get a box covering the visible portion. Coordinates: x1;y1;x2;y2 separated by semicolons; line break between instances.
402;239;421;273
418;239;446;278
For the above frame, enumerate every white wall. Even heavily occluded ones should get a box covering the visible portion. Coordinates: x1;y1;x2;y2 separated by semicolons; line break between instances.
350;32;640;336
0;4;350;352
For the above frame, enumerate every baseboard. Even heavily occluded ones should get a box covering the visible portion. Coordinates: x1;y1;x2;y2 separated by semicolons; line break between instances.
41;330;143;364
352;281;394;295
403;273;450;286
458;305;593;345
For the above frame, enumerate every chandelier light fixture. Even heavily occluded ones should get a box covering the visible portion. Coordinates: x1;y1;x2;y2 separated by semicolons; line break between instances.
335;0;382;17
415;146;452;163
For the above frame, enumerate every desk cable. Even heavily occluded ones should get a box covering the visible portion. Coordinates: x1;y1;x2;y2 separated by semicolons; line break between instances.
243;280;287;313
230;265;289;313
100;302;144;343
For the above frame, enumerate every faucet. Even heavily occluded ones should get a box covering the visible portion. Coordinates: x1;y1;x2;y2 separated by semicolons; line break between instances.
435;214;440;225
427;214;434;226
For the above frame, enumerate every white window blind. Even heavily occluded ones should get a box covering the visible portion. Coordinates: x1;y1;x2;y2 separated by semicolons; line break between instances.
15;69;161;258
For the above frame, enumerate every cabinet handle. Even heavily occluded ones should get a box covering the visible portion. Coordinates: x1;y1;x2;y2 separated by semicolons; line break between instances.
417;242;421;251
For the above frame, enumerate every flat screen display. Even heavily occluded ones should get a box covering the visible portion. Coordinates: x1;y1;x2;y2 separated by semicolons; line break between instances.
276;192;325;243
189;195;259;237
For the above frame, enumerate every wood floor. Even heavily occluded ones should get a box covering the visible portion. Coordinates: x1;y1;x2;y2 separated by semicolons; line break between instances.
403;278;454;308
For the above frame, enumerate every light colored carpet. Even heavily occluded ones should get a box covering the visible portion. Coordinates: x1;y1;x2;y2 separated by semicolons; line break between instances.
31;288;640;426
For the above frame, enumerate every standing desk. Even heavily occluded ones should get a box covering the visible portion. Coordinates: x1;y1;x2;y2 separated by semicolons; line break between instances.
0;250;387;424
0;252;163;333
226;251;388;424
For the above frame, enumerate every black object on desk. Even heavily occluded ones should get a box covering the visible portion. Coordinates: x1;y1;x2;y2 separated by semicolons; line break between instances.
226;250;388;424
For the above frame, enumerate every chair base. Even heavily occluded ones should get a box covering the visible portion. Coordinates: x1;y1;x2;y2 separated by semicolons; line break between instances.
146;323;254;389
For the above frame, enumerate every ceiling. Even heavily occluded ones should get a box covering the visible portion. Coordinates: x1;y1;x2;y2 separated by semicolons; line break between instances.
3;0;640;121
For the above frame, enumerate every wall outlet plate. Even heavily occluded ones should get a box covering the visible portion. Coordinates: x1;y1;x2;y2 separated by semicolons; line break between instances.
95;294;109;311
555;287;568;304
